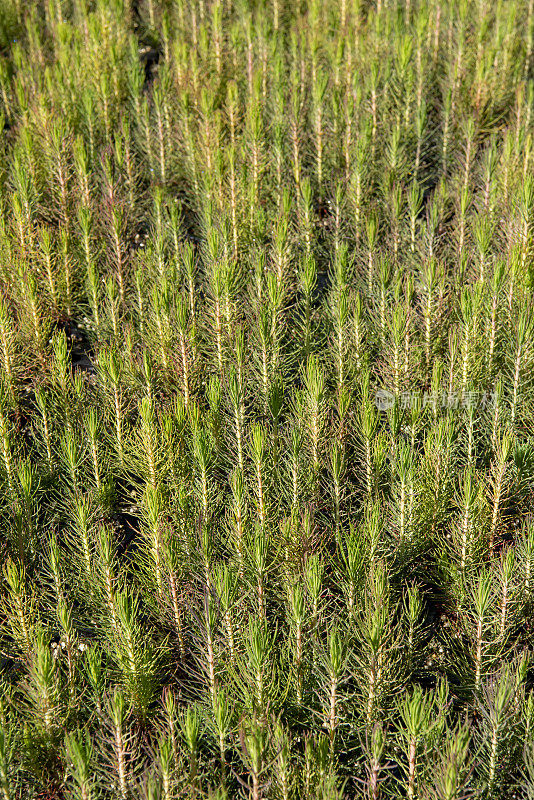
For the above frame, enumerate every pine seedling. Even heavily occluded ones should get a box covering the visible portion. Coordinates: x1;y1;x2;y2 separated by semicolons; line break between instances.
305;552;324;635
58;427;84;497
205;256;228;381
419;415;457;540
496;547;520;642
79;644;101;724
103;690;135;800
395;684;436;800
64;495;98;602
59;227;76;318
287;582;306;705
160;689;181;779
289;80;302;198
337;524;366;618
302;355;327;483
83;406;108;498
350;289;368;378
240;715;269;800
329;441;346;544
520;741;534;800
0;298;18;410
487;429;513;556
80;233;101;336
457;284;483;401
354;563;400;725
160;530;187;661
132;398;165;492
213;562;239;665
151;733;176;800
10;176;36;266
236;616;278;724
271;192;292;288
1;558;37;660
136;485;167;601
311;68;328;197
506;308;533;427
283;423;307;516
0;724;15;800
372;256;394;348
420;723;472;800
103;274;122;341
459;567;500;695
178;705;201;797
41;120;72;232
194;587;219;708
402;584;428;678
73;135;92;211
516;524;534;612
303;732;338;800
20;629;66;791
485;376;505;456
97;347;127;468
265;270;286;383
36;226;59;319
42;533;65;621
474;665;522;798
18;274;49;368
249;423;269;529
50;330;74;430
243;524;276;625
512;439;534;519
139;769;164;800
361;723;388;800
316;624;348;758
298;177;315;260
249;297;270;408
389;441;416;543
516;174;534;288
456;186;471;259
92;525;122;640
417;258;445;384
208;689;233;788
449;468;487;577
11;458;39;564
327;244;351;399
227;335;246;466
23;628;64;742
227;466;247;570
108;588;161;723
106;207;128;309
296;254;318;361
176;296;193;408
407;181;424;255
64;729;97;800
271;719;294;800
267;376;284;473
357;396;379;500
192;425;215;523
473;212;494;285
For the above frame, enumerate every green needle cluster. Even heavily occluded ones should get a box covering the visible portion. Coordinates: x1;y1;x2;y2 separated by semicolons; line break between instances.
0;0;533;798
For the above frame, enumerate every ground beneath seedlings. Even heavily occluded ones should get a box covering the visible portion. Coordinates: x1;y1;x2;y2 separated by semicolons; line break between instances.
113;507;142;557
139;44;161;87
130;224;151;254
55;319;95;375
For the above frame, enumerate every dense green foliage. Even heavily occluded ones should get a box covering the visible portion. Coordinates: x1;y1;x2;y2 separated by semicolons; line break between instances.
0;0;534;797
